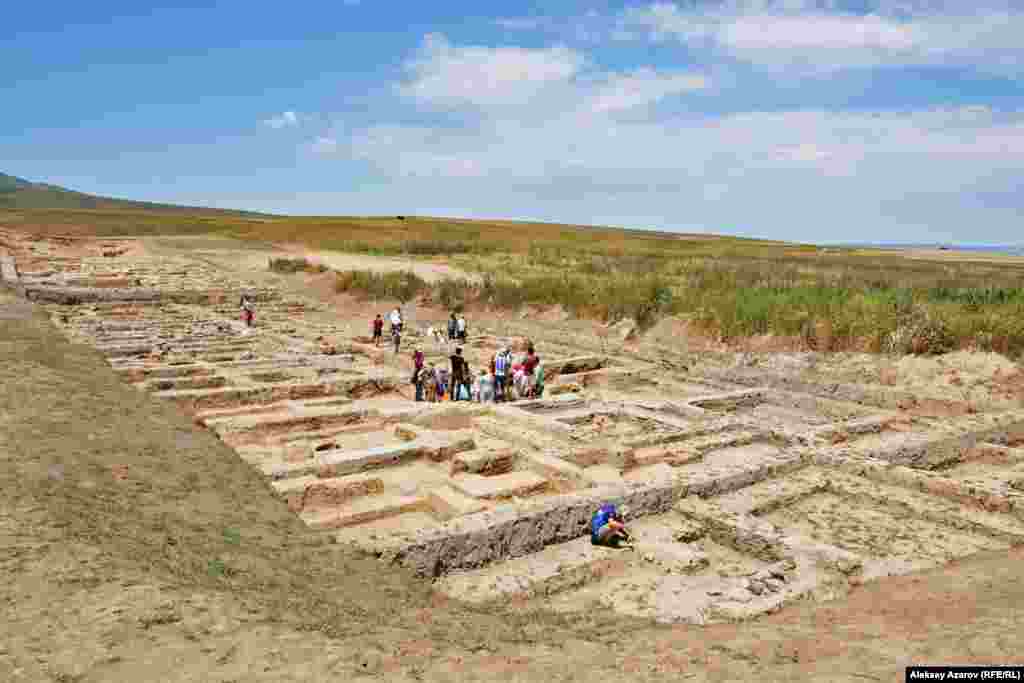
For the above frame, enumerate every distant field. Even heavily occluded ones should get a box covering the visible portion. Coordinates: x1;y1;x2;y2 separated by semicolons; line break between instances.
5;205;1024;357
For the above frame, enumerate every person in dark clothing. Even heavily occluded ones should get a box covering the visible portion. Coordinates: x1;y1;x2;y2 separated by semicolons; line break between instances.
522;344;540;388
411;347;425;400
413;366;425;402
372;314;384;346
447;313;458;342
449;347;471;401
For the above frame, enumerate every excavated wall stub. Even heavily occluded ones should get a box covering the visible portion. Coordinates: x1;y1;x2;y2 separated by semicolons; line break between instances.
9;228;1024;627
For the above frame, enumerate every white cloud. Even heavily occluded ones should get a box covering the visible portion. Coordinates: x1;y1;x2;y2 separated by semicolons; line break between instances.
310;136;339;154
619;1;1024;74
264;110;300;129
397;33;708;119
400;34;585;108
334;98;1024;239
305;32;1024;242
350;105;1024;183
583;68;708;113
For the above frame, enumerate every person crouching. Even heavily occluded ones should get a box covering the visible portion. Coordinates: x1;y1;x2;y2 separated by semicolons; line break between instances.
590;503;631;548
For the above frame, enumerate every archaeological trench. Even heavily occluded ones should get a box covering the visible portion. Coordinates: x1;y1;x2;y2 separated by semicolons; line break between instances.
5;228;1024;625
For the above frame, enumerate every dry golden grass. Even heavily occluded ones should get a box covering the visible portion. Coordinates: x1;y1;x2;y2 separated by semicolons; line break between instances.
6;206;1024;356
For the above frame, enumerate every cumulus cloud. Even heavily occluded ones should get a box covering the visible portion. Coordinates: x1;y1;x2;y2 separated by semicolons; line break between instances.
347;104;1023;184
264;110;300;129
396;33;708;119
618;1;1024;74
400;34;586;108
307;31;1024;242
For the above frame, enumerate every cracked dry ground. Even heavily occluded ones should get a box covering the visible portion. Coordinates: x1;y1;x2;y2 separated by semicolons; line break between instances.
3;245;1024;681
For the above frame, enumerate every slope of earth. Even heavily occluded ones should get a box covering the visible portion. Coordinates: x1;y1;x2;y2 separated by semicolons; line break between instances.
0;285;608;682
0;172;267;216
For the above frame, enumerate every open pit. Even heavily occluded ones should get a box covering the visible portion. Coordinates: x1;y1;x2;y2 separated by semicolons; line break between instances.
4;228;1024;627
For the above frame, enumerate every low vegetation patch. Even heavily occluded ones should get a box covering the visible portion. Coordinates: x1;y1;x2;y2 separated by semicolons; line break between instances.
268;257;328;274
14;205;1023;357
328;259;1024;356
334;269;427;303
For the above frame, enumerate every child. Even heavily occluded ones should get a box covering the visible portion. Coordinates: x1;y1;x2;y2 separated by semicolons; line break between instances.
478;369;494;403
436;367;449;401
424;363;438;402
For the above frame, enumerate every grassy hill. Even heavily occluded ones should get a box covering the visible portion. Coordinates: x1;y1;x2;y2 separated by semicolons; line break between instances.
0;172;266;216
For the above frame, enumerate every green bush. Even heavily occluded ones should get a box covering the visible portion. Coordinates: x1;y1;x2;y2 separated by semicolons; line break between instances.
268;257;311;273
334;269;427;303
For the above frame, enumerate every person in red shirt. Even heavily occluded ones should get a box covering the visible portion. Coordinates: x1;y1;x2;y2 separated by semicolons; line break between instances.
521;344;542;398
523;344;539;375
372;314;384;346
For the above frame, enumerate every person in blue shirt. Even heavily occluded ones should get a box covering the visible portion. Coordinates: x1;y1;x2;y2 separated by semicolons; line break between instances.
591;503;631;547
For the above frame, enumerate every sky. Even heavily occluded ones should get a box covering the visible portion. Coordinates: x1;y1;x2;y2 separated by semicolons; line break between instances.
3;0;1023;244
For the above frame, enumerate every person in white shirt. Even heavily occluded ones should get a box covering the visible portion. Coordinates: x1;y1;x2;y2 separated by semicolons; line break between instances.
389;307;403;353
456;314;467;342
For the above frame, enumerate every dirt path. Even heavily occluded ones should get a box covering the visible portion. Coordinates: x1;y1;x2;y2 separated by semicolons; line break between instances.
141;235;476;284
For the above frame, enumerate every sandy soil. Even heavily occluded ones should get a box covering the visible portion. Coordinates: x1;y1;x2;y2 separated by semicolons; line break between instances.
169;237;477;284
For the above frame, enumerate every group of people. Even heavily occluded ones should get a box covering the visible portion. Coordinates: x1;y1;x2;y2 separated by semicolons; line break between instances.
446;313;468;342
410;342;545;403
373;309;466;355
372;308;404;352
242;292;631;550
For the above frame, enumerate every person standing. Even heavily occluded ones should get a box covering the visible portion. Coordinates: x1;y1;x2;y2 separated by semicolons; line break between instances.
456;314;467;342
523;344;539;375
449;347;470;402
412;347;425;401
240;295;255;327
478;366;494;402
424;363;438;402
413;366;425;402
532;357;545;398
447;313;458;342
520;344;539;397
493;348;509;402
372;314;384;346
436;366;448;401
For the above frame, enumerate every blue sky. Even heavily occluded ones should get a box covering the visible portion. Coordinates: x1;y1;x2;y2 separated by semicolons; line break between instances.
3;1;1023;244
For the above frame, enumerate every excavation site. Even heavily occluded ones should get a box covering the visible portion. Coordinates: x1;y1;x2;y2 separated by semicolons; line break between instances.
5;227;1024;656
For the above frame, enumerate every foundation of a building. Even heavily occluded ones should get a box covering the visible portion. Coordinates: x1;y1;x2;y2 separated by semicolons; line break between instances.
5;229;1024;625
